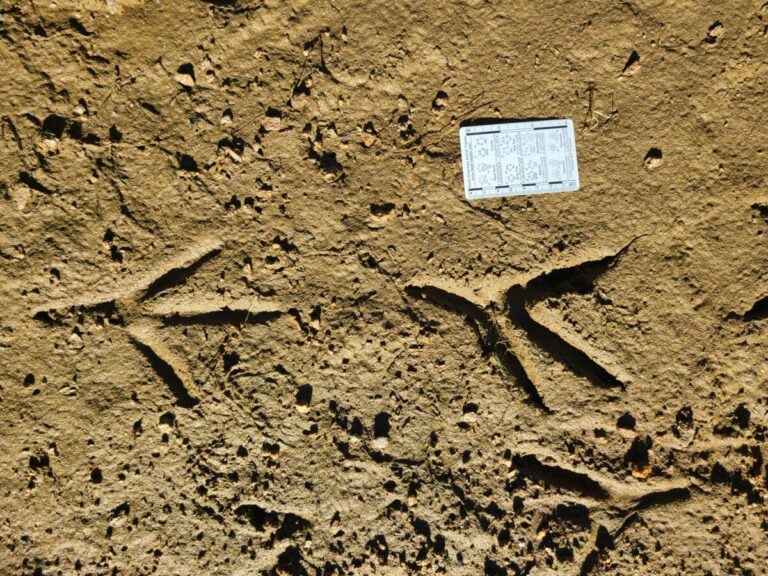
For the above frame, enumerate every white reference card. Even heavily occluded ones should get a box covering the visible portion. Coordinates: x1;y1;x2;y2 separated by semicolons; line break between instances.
459;118;580;200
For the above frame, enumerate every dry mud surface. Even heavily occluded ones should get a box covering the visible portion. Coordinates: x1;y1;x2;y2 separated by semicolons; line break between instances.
2;1;768;574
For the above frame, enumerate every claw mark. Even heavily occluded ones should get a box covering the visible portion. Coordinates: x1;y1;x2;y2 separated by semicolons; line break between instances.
140;239;222;301
629;485;691;511
127;321;199;408
407;238;639;409
522;305;630;388
511;453;610;499
32;237;283;407
149;296;282;326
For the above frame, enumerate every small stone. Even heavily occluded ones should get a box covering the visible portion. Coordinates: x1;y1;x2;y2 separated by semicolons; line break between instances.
10;185;32;211
174;72;195;88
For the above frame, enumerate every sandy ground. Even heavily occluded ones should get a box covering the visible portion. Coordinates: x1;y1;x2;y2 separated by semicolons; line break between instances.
2;1;768;574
